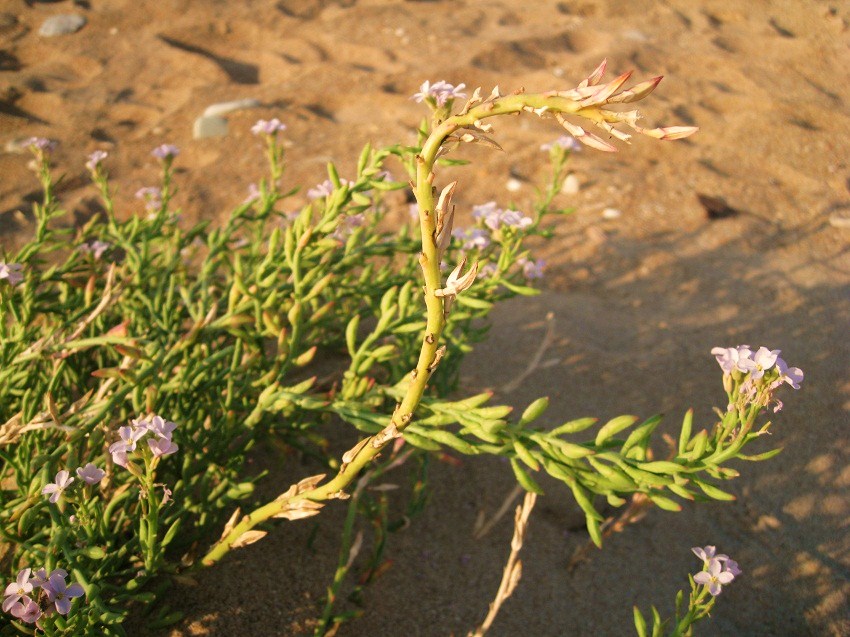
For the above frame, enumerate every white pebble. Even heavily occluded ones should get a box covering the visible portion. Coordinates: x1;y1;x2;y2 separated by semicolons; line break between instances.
202;99;261;117
602;207;622;220
506;178;522;192
193;115;228;139
39;14;86;37
561;173;580;195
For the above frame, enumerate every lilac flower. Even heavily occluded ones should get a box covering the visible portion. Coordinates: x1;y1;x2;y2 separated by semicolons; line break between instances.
162;485;173;505
3;569;33;612
724;559;743;577
452;227;491;251
750;346;780;380
540;135;581;152
10;596;41;623
148;437;179;458
135;186;162;211
471;202;532;232
411;80;467;106
251;118;286;136
139;414;177;440
151;144;179;160
42;470;74;504
332;213;366;242
43;572;84;615
75;463;105;486
244;183;261;204
85;150;108;172
78;240;110;260
472;201;501;226
519;257;545;280
694;557;736;596
31;568;67;590
307;178;349;200
26;137;56;153
710;347;739;374
499;210;533;230
108;425;148;467
691;545;728;565
773;357;804;390
0;262;24;286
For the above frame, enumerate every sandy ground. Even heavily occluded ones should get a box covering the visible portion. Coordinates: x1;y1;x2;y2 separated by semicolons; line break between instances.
2;0;850;635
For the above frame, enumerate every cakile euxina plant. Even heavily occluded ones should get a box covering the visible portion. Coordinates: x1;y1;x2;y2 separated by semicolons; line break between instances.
0;61;804;636
200;60;701;563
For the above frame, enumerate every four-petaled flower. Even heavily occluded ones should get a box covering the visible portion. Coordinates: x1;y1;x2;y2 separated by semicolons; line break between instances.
76;463;105;486
251;118;286;136
2;569;33;613
691;545;728;565
307;178;349;200
148;437;179;458
693;557;736;596
85;150;108;172
11;596;41;623
411;80;467;106
138;414;177;440
43;572;84;615
108;425;148;467
773;357;804;390
42;470;74;504
0;262;24;286
151;144;179;160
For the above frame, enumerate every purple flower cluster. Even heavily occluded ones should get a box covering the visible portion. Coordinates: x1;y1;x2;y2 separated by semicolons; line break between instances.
151;144;179;161
251;118;286;136
692;546;741;596
411;80;467;106
472;202;533;232
711;345;803;412
109;414;178;468
3;567;84;624
0;262;24;287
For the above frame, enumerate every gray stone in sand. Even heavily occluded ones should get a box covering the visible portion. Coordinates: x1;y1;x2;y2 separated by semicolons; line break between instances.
193;115;228;139
202;99;260;118
38;14;87;37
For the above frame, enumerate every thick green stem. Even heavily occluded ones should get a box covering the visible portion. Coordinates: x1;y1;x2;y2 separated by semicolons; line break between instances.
199;91;589;568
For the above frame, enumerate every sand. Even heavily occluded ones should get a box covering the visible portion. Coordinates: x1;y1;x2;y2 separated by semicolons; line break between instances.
1;1;849;635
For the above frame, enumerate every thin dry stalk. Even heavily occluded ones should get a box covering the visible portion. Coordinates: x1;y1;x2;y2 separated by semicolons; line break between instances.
500;312;557;393
473;484;524;540
468;491;537;637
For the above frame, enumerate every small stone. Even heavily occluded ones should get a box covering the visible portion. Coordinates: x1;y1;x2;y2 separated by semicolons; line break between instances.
202;98;261;118
193;115;228;139
561;173;580;195
602;207;622;220
506;177;522;192
38;14;87;37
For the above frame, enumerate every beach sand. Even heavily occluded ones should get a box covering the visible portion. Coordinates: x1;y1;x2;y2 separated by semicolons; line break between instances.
1;1;849;635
